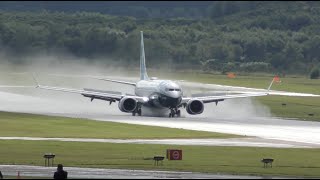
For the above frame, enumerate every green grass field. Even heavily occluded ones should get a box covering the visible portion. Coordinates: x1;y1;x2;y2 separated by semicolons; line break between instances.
0;111;319;178
0;140;319;178
0;111;238;139
257;96;320;121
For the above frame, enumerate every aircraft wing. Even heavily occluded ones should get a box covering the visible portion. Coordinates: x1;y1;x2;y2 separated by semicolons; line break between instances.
181;92;268;104
261;90;320;97
47;74;137;86
190;90;320;97
37;85;122;100
180;76;319;105
32;74;147;104
88;76;136;86
36;85;148;103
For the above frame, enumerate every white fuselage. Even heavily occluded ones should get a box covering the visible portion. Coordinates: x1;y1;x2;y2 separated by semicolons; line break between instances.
134;80;183;108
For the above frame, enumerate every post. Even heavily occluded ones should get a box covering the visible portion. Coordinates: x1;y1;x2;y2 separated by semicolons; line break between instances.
153;156;164;166
44;153;55;167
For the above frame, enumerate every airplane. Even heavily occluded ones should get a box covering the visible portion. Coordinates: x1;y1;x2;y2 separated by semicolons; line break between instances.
34;31;276;118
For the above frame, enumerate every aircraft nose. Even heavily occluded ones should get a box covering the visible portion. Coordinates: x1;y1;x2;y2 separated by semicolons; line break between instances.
168;91;182;98
167;96;182;107
158;94;182;108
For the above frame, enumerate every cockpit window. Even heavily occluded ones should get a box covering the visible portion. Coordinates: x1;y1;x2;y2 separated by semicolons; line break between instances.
166;88;181;92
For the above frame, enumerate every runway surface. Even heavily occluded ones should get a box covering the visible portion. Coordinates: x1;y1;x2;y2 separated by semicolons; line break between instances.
0;165;285;179
0;75;320;148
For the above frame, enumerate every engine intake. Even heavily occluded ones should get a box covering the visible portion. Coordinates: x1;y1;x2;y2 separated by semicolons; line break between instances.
186;99;204;115
118;97;137;112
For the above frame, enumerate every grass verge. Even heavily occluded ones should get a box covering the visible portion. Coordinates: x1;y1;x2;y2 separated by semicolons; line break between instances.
0;111;238;139
0;140;319;178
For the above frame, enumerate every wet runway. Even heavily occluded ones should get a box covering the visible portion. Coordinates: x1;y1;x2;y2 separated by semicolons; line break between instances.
0;78;320;148
0;165;284;179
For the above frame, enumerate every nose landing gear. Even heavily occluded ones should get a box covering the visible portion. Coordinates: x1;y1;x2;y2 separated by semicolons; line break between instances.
132;107;142;116
169;108;181;118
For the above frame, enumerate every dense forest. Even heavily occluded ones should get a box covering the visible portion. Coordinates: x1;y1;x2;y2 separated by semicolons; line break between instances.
0;1;320;76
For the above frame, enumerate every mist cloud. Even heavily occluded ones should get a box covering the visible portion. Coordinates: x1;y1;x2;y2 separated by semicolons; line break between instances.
0;52;271;119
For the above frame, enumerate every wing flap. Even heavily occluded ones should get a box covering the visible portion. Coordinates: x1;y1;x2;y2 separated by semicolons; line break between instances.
182;92;268;104
90;77;136;86
37;85;123;101
83;88;122;95
37;85;150;104
198;92;268;103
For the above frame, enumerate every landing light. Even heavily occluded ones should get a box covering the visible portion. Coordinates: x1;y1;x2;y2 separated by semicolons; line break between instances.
150;77;158;80
143;97;149;102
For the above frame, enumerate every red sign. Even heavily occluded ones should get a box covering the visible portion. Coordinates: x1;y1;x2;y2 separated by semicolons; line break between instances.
273;75;281;83
227;72;236;78
167;149;182;160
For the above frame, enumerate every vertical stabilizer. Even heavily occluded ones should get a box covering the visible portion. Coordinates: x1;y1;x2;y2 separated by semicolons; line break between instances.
140;31;149;80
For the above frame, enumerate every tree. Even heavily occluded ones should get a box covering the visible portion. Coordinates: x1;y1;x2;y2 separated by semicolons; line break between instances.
310;68;319;79
243;37;266;61
303;36;320;61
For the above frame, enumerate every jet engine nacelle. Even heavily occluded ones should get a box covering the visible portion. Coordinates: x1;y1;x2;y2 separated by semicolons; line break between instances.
118;97;138;112
186;99;204;115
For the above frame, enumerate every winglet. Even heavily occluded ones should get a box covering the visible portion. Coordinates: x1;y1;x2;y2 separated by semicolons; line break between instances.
268;75;281;91
267;78;274;91
32;73;40;88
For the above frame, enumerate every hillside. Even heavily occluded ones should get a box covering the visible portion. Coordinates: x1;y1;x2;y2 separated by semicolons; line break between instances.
0;1;319;75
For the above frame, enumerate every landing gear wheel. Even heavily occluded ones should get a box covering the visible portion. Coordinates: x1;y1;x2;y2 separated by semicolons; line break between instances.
169;109;175;118
177;110;181;117
137;109;142;116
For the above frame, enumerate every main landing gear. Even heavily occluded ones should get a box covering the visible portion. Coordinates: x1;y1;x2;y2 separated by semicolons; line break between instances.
169;108;181;118
132;108;142;116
